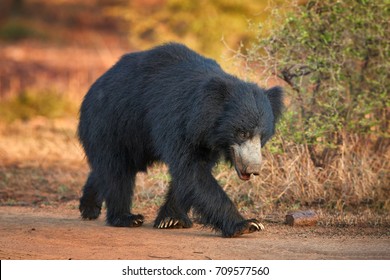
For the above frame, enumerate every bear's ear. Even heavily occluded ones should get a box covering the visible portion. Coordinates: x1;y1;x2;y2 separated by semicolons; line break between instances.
265;86;284;122
205;77;231;101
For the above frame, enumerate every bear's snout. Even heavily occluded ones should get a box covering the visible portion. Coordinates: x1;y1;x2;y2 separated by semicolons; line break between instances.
231;135;262;181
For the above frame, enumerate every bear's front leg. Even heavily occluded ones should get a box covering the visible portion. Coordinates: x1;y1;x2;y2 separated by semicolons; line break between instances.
154;182;193;229
172;164;264;237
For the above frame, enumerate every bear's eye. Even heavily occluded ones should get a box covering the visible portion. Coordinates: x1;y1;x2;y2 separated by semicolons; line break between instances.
238;131;250;141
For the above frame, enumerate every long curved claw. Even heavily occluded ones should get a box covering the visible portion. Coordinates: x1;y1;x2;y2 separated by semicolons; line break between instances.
232;219;265;236
249;221;265;232
156;217;182;229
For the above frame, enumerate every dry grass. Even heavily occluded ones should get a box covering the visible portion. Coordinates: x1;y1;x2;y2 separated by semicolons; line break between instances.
260;144;389;211
216;144;389;218
0;118;86;205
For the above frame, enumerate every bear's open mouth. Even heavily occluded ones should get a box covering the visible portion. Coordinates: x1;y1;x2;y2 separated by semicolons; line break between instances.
234;165;260;181
235;167;252;181
230;147;259;181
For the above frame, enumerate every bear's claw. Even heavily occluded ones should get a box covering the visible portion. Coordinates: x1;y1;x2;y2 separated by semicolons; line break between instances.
225;219;265;237
132;217;144;227
156;217;180;229
241;219;265;235
248;221;265;231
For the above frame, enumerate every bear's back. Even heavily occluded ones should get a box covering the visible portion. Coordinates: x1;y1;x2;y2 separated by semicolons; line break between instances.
121;43;221;75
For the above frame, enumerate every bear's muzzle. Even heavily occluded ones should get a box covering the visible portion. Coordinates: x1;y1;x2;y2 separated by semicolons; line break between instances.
231;134;262;181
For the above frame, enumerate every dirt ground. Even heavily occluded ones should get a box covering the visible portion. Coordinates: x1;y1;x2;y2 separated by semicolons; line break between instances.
1;0;389;261
0;204;389;260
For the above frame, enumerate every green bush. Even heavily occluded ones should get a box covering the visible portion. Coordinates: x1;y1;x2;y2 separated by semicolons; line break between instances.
245;0;389;162
0;89;76;122
0;19;46;42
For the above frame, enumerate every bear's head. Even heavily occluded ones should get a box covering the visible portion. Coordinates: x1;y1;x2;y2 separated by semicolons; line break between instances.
205;77;284;180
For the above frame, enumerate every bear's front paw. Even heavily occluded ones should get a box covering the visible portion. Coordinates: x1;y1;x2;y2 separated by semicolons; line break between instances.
224;219;265;237
243;219;265;233
154;217;193;229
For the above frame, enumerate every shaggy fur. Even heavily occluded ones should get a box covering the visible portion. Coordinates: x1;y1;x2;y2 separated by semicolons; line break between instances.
78;43;283;237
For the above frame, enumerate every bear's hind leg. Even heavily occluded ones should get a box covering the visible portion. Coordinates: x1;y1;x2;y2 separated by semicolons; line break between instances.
154;182;193;229
105;170;144;227
79;171;103;220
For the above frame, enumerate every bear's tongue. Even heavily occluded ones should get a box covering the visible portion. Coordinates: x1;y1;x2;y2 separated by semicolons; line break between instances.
240;173;251;181
237;170;251;181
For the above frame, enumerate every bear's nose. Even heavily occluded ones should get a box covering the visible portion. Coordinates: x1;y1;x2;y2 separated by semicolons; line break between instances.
245;164;261;176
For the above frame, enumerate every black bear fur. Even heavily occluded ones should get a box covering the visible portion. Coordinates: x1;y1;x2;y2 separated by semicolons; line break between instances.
78;43;283;237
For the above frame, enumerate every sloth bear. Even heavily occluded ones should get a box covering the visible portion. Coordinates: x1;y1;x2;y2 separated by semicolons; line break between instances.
78;43;283;237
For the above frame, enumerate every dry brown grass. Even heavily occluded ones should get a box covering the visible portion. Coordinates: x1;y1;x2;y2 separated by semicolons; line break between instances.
213;142;389;208
261;144;389;211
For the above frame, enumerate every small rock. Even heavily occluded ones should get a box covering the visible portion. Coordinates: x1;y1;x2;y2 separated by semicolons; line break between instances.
285;210;318;226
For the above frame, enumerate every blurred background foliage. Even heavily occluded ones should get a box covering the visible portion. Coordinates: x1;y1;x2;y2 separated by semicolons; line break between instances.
108;0;281;57
0;0;285;56
0;0;286;119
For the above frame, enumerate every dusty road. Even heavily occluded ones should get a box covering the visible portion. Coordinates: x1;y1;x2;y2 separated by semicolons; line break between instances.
0;205;389;260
